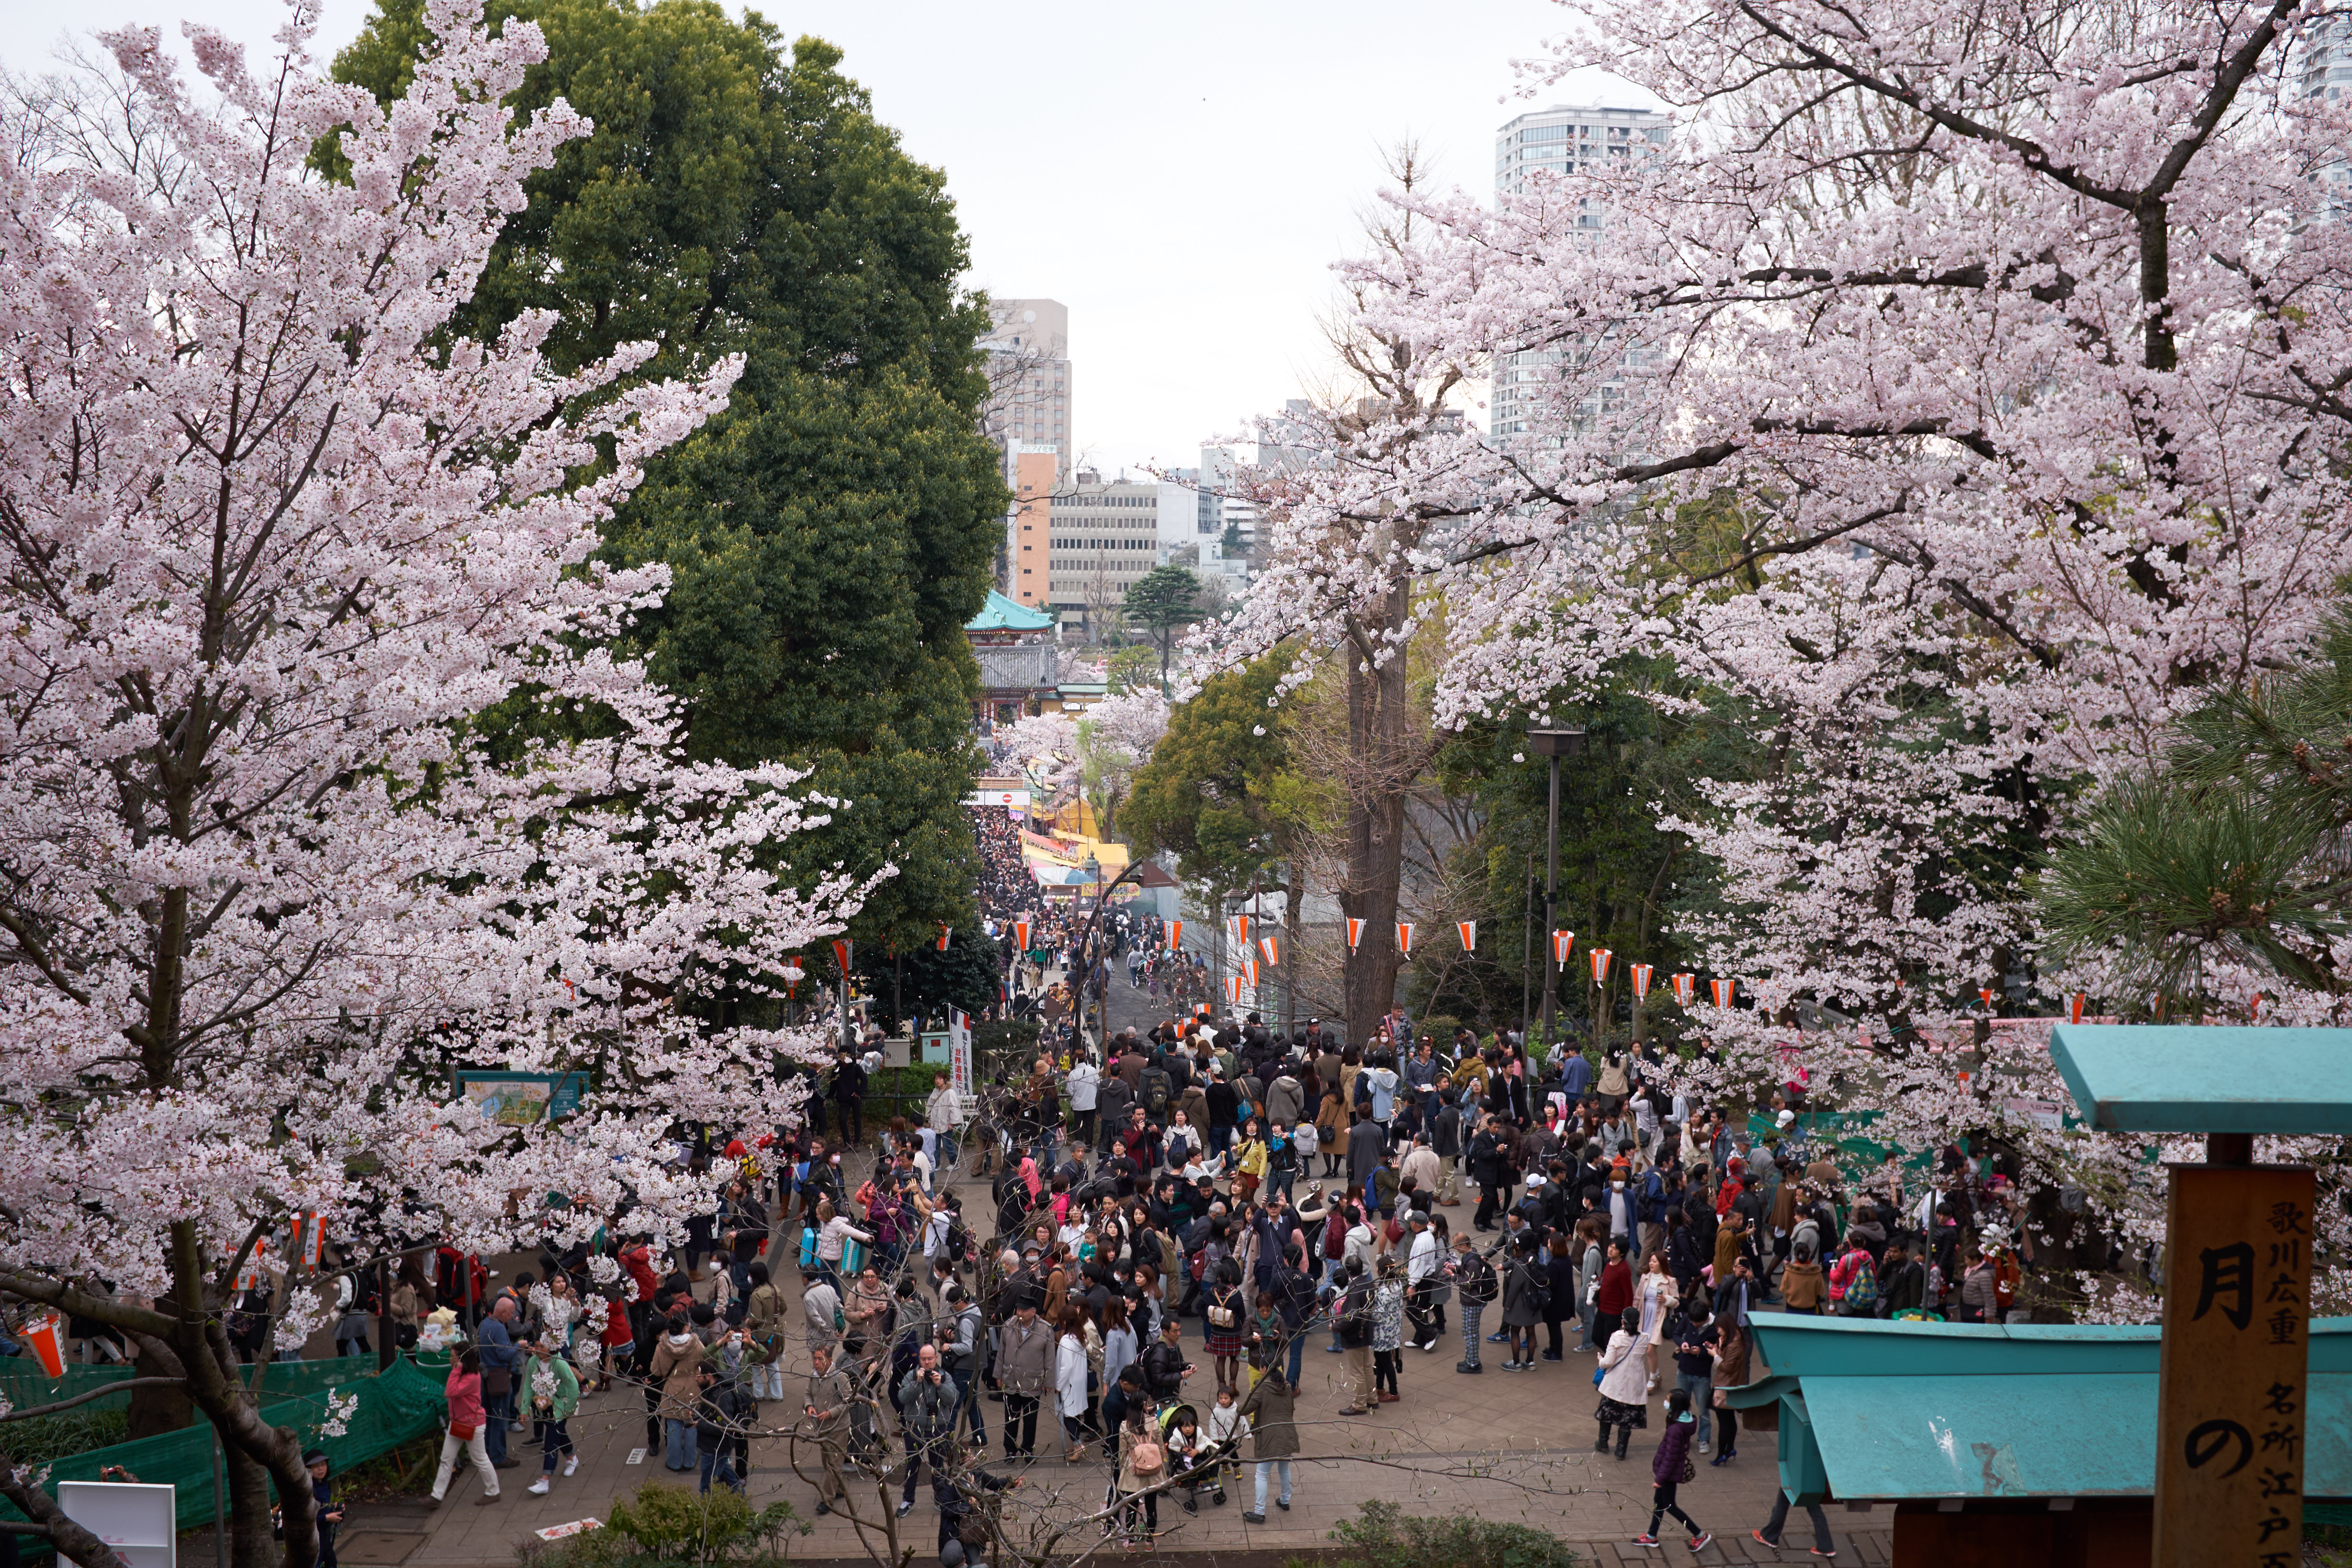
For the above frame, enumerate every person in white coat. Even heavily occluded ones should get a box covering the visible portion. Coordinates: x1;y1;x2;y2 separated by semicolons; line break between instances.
1066;1055;1102;1150
1594;1306;1651;1461
1055;1320;1092;1465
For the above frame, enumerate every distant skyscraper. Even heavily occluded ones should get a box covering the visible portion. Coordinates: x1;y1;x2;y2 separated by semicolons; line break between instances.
1491;105;1671;441
982;300;1072;486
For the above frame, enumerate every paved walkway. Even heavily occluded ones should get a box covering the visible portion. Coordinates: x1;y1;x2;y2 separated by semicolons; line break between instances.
337;1160;1891;1567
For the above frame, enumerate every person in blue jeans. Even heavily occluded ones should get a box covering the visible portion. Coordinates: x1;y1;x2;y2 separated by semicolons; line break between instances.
1673;1304;1717;1451
476;1298;523;1468
694;1368;750;1494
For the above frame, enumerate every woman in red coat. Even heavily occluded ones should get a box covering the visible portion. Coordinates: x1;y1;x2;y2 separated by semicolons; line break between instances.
1593;1237;1635;1324
430;1348;501;1506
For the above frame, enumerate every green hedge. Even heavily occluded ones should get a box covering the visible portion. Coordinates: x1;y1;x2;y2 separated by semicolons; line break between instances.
1319;1500;1580;1568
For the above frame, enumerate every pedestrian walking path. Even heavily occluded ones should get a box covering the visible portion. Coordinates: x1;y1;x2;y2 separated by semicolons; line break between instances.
339;1171;1890;1567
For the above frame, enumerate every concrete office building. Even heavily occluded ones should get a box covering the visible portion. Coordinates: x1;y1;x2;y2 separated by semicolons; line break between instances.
1049;471;1169;632
1491;104;1672;441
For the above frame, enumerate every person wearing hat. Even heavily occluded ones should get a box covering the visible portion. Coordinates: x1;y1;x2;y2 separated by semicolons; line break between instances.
304;1451;343;1568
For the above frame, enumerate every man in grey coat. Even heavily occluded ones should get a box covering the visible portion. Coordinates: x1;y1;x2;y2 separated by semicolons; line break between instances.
1266;1065;1305;1128
802;1275;841;1358
995;1300;1054;1459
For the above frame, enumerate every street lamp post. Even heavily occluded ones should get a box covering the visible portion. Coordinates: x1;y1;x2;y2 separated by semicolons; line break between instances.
1528;729;1586;1056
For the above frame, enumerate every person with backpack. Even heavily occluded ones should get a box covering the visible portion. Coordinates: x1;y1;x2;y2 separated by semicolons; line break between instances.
1498;1235;1548;1372
1448;1231;1497;1373
1828;1232;1879;1316
1139;1061;1175;1128
1332;1258;1377;1414
1114;1407;1165;1546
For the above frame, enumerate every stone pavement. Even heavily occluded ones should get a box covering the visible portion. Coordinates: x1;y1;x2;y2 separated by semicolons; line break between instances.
341;1169;1893;1565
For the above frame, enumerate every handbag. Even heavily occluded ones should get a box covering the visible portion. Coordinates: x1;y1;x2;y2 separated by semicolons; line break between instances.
1678;1451;1697;1484
480;1366;511;1397
449;1421;478;1441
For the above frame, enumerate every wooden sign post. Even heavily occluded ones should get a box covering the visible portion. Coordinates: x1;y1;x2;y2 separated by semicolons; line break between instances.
2152;1163;2315;1567
2048;1026;2352;1568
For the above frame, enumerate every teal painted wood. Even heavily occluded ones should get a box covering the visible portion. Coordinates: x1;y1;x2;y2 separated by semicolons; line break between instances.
1775;1390;1830;1506
2047;1023;2352;1133
1793;1372;2352;1500
1747;1312;2352;1377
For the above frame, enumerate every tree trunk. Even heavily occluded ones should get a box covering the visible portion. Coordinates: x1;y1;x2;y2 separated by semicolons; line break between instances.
125;1375;195;1441
1282;878;1302;1041
1338;580;1411;1045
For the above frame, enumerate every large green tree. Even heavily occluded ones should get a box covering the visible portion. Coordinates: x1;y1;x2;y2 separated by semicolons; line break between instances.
1122;564;1205;693
335;0;1004;954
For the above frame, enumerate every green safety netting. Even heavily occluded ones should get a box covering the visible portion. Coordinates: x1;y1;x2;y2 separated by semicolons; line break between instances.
0;1354;392;1418
4;1355;447;1534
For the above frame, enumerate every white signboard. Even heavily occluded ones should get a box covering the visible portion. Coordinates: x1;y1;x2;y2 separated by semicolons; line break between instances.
965;787;1030;810
59;1482;174;1568
948;1008;973;1101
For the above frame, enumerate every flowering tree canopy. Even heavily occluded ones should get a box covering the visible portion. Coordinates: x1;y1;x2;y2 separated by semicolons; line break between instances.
0;4;865;1561
1209;0;2352;1312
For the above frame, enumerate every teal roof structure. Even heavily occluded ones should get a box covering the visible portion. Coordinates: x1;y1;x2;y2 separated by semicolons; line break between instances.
1726;1314;2352;1504
967;590;1055;634
2048;1023;2352;1134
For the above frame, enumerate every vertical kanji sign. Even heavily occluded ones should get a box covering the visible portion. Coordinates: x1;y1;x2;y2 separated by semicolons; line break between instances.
2153;1164;2315;1568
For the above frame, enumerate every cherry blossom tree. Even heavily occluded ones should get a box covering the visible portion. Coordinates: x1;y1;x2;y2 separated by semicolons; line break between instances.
992;712;1082;803
1075;689;1167;831
0;5;869;1563
1210;0;2352;1308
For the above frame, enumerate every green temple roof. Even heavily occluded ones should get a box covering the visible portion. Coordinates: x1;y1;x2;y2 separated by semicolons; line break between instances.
967;590;1055;634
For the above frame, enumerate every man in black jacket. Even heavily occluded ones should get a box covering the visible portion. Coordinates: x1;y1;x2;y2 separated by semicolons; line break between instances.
1204;1072;1240;1162
831;1052;868;1147
1469;1118;1509;1231
1139;1319;1191;1401
1333;1260;1376;1414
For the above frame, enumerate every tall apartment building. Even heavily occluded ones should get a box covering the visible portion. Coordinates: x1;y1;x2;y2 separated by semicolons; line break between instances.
1491;105;1672;441
2301;19;2352;219
981;300;1072;486
1010;449;1056;610
1049;471;1167;632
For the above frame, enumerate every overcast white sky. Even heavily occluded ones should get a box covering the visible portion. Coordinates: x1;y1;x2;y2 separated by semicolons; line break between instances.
0;0;1659;475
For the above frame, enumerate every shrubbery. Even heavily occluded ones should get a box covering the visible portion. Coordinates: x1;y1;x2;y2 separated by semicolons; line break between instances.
518;1481;806;1568
1318;1500;1581;1568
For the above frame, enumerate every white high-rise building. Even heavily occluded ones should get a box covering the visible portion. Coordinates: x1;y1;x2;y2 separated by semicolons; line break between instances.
1491;105;1672;441
2300;19;2352;220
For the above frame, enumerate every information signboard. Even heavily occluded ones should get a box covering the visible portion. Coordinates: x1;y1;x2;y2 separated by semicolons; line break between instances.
2152;1164;2315;1567
59;1481;175;1568
452;1069;590;1125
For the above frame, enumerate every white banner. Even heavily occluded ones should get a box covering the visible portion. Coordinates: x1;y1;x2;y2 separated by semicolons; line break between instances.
948;1008;974;1101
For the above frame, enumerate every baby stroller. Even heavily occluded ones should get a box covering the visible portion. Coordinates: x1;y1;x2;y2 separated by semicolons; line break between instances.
1153;1396;1238;1512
